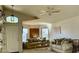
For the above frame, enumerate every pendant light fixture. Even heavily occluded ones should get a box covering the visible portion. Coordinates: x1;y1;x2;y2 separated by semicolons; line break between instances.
6;5;18;23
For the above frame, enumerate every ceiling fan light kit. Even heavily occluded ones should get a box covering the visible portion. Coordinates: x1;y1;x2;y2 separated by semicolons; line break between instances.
40;7;60;16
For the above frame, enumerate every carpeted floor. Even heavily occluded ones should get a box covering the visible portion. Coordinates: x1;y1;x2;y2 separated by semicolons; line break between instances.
23;47;53;53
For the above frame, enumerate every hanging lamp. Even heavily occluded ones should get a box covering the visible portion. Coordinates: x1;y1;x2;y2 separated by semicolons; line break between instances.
6;5;18;23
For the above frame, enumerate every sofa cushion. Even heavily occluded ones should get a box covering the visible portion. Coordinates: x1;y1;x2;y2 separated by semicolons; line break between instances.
62;43;73;50
51;44;62;50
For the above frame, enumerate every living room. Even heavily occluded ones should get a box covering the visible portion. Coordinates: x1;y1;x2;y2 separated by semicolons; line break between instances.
22;5;79;53
0;5;79;53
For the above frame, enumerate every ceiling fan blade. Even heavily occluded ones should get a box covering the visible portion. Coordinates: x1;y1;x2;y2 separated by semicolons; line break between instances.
52;10;60;13
40;10;47;15
41;10;47;13
40;13;46;15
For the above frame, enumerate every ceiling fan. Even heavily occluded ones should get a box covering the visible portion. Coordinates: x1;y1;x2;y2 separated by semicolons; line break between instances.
40;7;60;16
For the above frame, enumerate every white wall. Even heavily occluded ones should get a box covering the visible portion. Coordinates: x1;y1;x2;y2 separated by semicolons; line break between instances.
53;16;79;39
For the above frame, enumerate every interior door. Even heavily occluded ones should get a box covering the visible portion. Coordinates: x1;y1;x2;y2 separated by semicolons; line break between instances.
5;23;19;52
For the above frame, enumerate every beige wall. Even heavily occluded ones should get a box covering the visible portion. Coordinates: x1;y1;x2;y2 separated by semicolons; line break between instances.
53;16;79;39
18;19;23;52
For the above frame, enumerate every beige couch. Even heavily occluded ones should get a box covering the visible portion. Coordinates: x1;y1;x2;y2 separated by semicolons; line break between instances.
51;40;73;53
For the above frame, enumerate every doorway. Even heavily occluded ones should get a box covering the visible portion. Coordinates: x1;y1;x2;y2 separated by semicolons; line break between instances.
5;23;19;52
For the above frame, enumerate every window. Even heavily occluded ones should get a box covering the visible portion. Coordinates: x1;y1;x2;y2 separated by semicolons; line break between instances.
42;28;49;40
22;28;28;42
6;16;18;23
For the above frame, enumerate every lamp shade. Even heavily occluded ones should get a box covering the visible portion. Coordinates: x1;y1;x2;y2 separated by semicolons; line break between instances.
6;15;18;23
